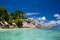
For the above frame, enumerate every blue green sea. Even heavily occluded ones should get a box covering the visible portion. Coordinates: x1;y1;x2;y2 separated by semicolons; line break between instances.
0;26;60;40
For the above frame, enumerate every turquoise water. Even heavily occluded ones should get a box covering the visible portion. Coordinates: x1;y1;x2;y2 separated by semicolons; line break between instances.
0;28;60;40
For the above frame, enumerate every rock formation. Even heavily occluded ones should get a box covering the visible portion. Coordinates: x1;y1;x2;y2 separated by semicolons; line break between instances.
22;18;41;28
0;18;41;29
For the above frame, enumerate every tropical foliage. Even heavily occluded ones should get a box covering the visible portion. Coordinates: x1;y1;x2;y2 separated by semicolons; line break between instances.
0;6;27;24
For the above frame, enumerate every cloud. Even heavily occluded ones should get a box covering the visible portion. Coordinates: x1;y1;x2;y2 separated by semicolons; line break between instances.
47;20;57;25
41;20;56;26
39;21;45;24
39;14;60;27
37;16;46;26
56;20;60;24
37;16;46;21
26;12;39;15
54;14;60;19
40;20;60;27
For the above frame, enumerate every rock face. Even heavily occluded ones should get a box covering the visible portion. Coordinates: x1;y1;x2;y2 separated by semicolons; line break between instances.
22;18;41;28
0;22;4;28
9;23;18;28
0;22;18;29
0;18;41;29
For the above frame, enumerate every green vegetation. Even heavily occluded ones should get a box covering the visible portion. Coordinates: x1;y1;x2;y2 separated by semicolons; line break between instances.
0;6;41;29
0;6;27;24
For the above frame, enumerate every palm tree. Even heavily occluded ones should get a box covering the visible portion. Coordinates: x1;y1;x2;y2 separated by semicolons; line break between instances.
0;6;6;19
0;6;11;22
13;10;25;19
11;10;27;27
12;10;27;22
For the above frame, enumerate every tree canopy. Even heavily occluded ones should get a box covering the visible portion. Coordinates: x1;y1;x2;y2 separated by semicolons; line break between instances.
0;6;27;23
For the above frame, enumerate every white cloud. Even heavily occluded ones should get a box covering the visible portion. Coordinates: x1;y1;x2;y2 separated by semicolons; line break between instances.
37;16;46;26
40;20;60;27
56;20;60;24
40;21;45;24
40;20;57;27
39;14;60;27
47;20;57;25
26;12;39;15
54;14;60;19
37;16;46;21
54;14;60;17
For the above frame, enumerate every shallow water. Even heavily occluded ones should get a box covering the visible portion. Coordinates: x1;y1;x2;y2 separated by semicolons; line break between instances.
0;28;60;40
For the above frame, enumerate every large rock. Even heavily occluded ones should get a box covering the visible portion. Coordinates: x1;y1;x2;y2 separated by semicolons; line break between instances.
9;23;18;28
22;18;41;28
22;21;36;28
0;22;4;28
3;22;10;28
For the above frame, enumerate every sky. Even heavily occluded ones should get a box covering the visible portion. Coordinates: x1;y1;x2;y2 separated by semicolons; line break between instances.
0;0;60;26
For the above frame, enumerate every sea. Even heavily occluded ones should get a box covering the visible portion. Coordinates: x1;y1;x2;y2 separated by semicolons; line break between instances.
0;26;60;40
